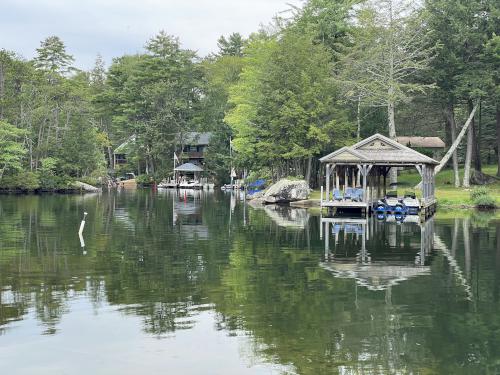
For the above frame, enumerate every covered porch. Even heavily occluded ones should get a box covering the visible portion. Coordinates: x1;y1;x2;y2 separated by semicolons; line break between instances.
319;134;438;216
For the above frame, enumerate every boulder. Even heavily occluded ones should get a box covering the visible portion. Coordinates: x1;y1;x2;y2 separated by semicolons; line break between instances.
74;181;101;193
262;179;310;204
470;170;499;185
247;190;265;200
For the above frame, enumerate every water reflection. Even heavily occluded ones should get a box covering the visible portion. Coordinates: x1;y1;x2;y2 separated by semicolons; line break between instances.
256;204;310;229
320;216;434;290
1;193;500;374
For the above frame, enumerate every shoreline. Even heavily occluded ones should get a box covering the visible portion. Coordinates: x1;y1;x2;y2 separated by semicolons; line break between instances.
289;198;497;210
1;189;497;211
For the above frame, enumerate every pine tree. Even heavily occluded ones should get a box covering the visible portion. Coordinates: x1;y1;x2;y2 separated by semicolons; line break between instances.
34;36;74;74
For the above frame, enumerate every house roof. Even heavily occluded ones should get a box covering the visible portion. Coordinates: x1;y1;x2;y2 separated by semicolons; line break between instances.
114;135;137;154
174;162;204;172
179;132;213;146
320;133;439;165
396;136;445;149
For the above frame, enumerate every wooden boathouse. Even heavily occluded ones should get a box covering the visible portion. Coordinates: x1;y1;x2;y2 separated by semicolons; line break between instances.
319;134;438;217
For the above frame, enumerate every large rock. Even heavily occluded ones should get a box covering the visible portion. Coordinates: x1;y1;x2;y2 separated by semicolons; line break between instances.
262;179;310;204
470;170;499;185
74;181;101;193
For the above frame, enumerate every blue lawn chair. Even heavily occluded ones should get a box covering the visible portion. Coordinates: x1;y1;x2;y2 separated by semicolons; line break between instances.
333;189;343;201
345;188;355;200
355;188;364;202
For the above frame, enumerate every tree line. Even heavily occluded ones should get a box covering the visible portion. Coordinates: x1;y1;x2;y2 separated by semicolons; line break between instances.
0;0;498;189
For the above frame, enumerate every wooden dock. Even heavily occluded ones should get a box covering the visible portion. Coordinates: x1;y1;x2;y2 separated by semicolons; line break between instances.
318;134;439;219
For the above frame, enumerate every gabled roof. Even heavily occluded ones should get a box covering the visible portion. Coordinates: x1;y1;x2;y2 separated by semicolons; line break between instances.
174;162;204;172
320;262;431;291
319;146;368;163
114;135;137;154
320;133;439;165
396;136;445;149
178;132;212;146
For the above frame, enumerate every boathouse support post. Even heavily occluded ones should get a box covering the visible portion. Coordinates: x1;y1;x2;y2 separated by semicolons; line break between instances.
358;164;372;204
362;165;368;203
383;167;387;196
336;166;340;190
325;163;331;202
344;168;348;193
376;168;381;201
421;164;428;203
331;164;337;199
430;166;435;200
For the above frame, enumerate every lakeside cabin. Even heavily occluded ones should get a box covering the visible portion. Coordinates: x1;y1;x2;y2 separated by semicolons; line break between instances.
112;132;213;170
319;134;438;217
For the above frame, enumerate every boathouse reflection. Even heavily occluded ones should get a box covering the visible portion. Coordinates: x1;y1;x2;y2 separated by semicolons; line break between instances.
170;189;210;239
320;216;435;291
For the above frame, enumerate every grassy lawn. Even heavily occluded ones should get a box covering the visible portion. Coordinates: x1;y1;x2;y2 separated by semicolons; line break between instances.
310;165;500;208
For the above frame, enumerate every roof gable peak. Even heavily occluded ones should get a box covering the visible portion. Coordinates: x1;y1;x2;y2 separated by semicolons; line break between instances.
319;146;368;163
352;133;404;152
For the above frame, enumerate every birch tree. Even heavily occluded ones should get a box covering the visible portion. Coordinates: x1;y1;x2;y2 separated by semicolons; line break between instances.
336;0;435;182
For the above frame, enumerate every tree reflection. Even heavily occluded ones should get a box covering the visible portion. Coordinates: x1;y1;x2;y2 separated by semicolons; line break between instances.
2;193;500;373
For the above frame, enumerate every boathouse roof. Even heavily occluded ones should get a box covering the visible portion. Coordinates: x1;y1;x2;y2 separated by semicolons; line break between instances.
320;133;439;165
396;136;445;149
174;162;204;172
320;262;431;291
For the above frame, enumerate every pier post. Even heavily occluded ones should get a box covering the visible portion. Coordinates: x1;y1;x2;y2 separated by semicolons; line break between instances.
326;164;330;202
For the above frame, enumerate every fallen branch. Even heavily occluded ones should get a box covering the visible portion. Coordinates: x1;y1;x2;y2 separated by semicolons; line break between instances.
415;101;479;189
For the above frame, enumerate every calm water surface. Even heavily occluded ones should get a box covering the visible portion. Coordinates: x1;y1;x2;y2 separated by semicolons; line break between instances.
1;190;500;374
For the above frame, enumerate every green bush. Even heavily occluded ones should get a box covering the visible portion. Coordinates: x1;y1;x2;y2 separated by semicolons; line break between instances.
246;168;272;184
473;194;496;209
470;186;489;200
0;171;40;190
136;174;154;186
38;173;73;190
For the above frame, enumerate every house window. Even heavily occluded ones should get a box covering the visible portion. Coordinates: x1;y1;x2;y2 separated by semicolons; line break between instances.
115;154;127;164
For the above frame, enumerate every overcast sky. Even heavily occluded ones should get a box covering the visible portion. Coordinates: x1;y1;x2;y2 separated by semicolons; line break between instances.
1;0;299;69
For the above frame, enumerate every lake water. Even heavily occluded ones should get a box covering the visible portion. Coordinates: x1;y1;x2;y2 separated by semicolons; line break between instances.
1;190;500;374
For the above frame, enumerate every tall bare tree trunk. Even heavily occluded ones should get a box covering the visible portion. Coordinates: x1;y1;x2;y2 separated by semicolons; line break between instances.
474;101;482;171
357;95;361;141
388;92;397;185
107;146;114;170
445;103;460;187
463;101;476;188
418;102;479;189
305;156;312;186
496;104;500;177
387;0;397;186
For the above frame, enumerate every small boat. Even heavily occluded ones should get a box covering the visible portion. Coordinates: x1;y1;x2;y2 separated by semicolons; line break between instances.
221;184;241;191
402;191;420;215
382;191;407;214
158;179;177;189
179;180;202;189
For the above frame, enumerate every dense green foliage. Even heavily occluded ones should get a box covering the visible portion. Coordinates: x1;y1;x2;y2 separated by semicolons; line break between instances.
0;0;498;188
0;41;105;190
